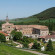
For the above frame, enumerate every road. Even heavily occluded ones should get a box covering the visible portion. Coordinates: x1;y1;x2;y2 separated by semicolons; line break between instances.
20;49;48;55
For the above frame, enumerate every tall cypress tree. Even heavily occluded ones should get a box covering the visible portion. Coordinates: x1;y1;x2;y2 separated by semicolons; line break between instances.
46;40;53;51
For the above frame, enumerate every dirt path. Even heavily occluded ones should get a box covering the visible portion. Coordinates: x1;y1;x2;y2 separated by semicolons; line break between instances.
20;49;48;55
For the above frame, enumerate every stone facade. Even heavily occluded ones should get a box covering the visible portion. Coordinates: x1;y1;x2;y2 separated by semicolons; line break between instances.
2;16;49;38
2;22;15;34
2;22;49;38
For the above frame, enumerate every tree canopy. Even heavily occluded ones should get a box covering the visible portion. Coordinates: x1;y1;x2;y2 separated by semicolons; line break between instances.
13;32;22;41
46;40;53;51
0;33;6;42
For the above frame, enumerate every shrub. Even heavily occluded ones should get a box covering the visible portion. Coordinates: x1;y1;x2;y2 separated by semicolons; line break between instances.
22;36;33;48
23;42;29;48
37;43;41;50
32;40;41;50
32;40;38;49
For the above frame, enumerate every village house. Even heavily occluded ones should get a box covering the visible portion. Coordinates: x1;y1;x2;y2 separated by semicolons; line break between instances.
0;30;9;41
45;35;55;42
38;34;55;42
2;16;49;39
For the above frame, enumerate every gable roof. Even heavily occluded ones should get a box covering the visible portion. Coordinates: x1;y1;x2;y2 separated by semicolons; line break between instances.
0;30;9;36
45;35;55;39
39;35;55;39
15;25;48;30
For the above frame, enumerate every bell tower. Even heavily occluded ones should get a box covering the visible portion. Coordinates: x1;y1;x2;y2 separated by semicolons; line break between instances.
6;15;9;23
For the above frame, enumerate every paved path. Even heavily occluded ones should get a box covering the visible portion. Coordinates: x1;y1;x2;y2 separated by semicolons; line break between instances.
20;49;48;55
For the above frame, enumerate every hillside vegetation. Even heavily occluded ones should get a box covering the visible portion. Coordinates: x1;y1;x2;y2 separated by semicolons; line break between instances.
11;7;55;21
31;7;55;19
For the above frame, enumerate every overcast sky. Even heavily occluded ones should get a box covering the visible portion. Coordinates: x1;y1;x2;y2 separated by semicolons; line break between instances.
0;0;55;20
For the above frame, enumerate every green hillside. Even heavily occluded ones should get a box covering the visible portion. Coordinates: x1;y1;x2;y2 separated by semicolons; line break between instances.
10;7;55;23
12;7;55;21
10;17;39;25
0;43;36;55
31;7;55;19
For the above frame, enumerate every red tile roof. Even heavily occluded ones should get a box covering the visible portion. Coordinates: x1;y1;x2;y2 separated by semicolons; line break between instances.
45;35;55;39
39;36;46;38
15;25;48;30
0;30;8;36
39;35;55;39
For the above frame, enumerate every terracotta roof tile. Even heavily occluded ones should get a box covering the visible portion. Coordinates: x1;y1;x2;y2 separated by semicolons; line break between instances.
0;31;8;36
15;25;48;30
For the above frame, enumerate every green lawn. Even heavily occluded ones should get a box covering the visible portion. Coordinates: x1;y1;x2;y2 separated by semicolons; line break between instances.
0;43;37;55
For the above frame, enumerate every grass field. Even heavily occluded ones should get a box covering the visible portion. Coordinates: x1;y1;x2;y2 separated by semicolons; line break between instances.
0;43;37;55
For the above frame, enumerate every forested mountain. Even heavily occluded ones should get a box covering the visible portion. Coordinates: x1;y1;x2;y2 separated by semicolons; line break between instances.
30;7;55;19
12;7;55;21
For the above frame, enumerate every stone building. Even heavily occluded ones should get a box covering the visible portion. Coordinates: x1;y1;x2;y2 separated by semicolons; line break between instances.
0;30;9;41
15;25;49;38
2;16;15;34
2;22;15;34
2;16;49;38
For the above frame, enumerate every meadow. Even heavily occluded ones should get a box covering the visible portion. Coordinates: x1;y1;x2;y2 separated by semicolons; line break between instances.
0;43;37;55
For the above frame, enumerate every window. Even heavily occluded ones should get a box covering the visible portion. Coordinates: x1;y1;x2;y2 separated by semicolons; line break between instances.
42;32;44;34
23;32;24;34
8;30;10;31
7;38;8;39
8;26;10;28
26;32;27;34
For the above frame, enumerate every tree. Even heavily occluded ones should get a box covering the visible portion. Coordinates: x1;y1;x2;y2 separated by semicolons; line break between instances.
32;40;38;49
0;33;6;42
22;36;34;43
10;30;16;38
13;32;22;41
37;43;41;50
22;36;33;48
23;42;29;48
32;40;41;50
46;39;53;51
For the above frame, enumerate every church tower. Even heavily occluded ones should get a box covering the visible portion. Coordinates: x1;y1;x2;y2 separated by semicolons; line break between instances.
6;15;9;23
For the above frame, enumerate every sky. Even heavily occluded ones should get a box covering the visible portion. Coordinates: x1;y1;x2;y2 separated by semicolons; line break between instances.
0;0;55;20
